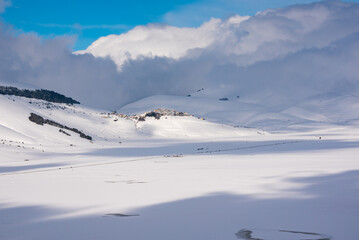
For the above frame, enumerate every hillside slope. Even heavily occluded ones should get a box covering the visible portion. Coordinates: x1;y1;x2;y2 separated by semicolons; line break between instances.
1;91;359;240
119;89;359;131
0;93;262;148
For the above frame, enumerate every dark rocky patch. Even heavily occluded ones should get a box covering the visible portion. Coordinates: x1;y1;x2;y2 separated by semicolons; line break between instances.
236;229;331;240
111;108;192;122
0;86;79;104
236;229;263;240
59;129;71;136
105;213;139;217
29;113;92;141
279;230;330;240
279;230;321;235
145;111;161;120
141;109;191;120
28;113;46;125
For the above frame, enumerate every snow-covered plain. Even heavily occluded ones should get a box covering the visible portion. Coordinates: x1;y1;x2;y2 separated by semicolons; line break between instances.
1;93;359;240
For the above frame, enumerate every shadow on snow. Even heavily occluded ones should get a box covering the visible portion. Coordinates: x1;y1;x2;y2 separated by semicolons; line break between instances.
1;170;359;240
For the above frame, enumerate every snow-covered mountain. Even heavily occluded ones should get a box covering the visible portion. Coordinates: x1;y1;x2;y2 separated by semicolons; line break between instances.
0;88;262;145
119;89;359;131
1;84;358;148
1;86;359;240
1;1;359;239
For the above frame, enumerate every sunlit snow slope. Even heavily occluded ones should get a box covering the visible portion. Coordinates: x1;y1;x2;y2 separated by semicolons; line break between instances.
1;90;359;240
119;88;359;131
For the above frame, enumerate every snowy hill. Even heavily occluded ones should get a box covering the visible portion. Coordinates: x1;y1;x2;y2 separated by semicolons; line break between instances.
1;87;359;240
2;84;357;150
1;1;359;239
0;90;264;148
119;89;359;131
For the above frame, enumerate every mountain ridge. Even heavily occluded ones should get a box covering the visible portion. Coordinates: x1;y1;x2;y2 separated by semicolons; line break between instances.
0;86;80;104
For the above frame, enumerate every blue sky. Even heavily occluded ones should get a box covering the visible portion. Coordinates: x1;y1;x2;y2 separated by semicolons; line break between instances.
1;0;359;50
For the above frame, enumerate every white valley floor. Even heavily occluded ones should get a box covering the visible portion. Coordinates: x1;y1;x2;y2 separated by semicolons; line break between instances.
1;126;359;240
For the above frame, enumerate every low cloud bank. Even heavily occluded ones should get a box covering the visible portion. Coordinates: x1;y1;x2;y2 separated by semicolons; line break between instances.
1;1;359;109
0;24;122;109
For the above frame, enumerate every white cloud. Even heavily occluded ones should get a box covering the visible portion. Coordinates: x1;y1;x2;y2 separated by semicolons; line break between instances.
80;1;359;70
210;0;359;65
1;1;359;110
0;0;11;13
0;23;121;110
76;16;249;69
88;0;359;107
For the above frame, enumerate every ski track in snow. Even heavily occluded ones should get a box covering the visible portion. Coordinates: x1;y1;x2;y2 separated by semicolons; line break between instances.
0;140;303;176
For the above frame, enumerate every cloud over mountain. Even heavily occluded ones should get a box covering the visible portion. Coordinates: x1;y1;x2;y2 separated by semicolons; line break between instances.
0;24;122;109
1;1;359;110
81;0;359;107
